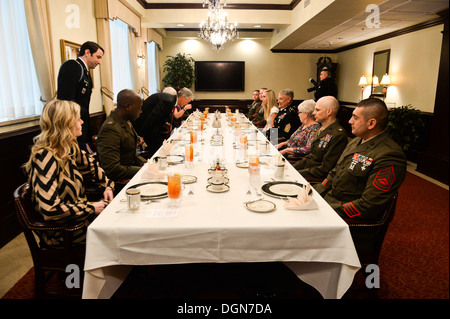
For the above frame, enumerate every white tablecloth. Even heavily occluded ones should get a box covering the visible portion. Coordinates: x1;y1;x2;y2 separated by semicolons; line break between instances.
82;112;360;299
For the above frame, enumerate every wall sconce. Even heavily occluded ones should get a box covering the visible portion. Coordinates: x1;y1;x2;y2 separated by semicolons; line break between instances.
371;75;379;93
137;54;145;68
358;75;368;100
380;73;391;96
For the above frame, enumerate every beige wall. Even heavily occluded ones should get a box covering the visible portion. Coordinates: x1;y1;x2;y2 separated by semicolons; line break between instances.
48;0;103;113
337;25;444;113
160;37;337;101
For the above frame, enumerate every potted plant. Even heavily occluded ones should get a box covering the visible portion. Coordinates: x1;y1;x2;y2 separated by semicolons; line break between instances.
387;104;425;152
162;53;195;90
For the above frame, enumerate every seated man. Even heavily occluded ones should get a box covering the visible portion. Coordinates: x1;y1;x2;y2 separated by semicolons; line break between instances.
96;89;146;189
270;88;301;143
247;89;262;118
293;96;348;182
314;98;407;222
134;88;178;156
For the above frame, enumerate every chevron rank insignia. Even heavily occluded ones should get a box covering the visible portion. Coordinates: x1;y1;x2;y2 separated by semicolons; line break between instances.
373;166;395;192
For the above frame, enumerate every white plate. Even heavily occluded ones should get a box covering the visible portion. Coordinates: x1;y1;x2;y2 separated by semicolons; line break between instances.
206;184;230;193
181;175;197;184
245;199;276;213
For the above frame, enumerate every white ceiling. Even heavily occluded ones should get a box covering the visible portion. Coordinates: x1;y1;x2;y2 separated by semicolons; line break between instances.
135;0;448;50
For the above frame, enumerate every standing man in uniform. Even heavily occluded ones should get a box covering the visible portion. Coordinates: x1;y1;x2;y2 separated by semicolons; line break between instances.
57;41;104;152
293;96;348;182
314;98;406;222
313;67;338;101
271;89;301;143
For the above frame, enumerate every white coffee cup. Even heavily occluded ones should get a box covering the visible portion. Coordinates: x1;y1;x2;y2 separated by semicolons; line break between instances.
212;182;224;191
274;162;285;179
158;156;167;170
126;188;141;211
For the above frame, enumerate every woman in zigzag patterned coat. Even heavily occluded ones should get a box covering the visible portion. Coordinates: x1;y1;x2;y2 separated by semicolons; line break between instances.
25;99;114;247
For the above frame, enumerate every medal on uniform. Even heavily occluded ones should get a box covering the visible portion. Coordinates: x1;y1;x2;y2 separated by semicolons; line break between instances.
349;153;359;170
82;88;86;94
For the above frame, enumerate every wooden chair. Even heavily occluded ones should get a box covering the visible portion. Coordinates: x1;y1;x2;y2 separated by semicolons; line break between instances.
13;183;86;299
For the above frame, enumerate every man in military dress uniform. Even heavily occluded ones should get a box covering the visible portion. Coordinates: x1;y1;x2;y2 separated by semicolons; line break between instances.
293;96;348;182
314;98;407;223
57;41;104;152
96;89;146;192
271;89;301;142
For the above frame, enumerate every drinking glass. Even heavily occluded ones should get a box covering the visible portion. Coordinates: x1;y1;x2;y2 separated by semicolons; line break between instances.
190;131;197;144
167;173;182;207
185;144;194;168
248;164;261;195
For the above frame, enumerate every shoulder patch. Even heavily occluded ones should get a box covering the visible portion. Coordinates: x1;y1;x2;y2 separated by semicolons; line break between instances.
373;166;395;192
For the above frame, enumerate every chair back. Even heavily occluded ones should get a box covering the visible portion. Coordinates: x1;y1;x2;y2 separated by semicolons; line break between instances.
349;193;398;267
13;182;85;298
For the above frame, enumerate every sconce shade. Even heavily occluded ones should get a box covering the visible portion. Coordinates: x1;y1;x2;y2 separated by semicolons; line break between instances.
359;75;368;86
380;74;391;85
137;55;145;68
372;75;379;86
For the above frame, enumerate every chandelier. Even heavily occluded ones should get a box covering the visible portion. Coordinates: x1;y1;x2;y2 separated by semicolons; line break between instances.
198;0;238;51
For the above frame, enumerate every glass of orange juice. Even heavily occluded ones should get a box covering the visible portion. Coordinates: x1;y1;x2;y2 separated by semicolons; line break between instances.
185;144;194;168
198;120;204;131
248;154;259;168
190;131;197;144
167;173;182;207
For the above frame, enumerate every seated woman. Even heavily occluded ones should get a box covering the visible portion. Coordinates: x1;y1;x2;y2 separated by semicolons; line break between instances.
25;99;114;247
275;99;320;157
260;89;278;132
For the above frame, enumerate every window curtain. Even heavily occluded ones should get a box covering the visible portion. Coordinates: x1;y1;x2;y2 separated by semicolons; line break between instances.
110;18;133;102
128;26;138;92
147;41;161;94
95;17;114;116
0;0;42;121
24;0;56;102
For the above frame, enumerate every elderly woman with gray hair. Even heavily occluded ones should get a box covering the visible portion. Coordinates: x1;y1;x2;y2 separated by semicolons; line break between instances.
275;99;320;157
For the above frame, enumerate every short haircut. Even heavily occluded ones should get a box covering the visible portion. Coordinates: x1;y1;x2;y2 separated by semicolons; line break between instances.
117;89;140;109
357;98;389;129
178;87;194;99
162;87;177;96
298;99;316;117
79;41;104;56
279;88;294;101
318;96;340;115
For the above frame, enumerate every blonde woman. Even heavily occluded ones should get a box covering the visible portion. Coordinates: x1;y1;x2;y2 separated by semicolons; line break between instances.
261;89;278;132
26;99;114;247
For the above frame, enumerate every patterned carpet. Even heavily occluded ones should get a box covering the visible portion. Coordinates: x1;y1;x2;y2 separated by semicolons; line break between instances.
3;172;448;299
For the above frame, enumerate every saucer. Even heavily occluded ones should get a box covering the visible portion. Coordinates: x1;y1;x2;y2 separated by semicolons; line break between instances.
206;184;230;193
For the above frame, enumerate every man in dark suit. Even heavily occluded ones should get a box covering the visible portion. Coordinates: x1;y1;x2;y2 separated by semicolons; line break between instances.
314;67;338;101
57;41;104;151
133;88;177;157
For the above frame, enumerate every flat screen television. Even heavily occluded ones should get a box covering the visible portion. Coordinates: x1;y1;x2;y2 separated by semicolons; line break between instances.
195;61;245;91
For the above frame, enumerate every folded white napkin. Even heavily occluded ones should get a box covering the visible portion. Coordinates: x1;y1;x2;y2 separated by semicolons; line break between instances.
284;183;319;210
159;140;175;155
141;160;166;180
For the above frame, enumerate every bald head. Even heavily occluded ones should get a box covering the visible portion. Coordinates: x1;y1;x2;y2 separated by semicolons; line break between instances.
318;96;340;116
116;89;142;121
117;89;141;109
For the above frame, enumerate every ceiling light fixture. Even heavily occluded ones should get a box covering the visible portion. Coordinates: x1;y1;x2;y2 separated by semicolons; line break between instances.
198;0;238;51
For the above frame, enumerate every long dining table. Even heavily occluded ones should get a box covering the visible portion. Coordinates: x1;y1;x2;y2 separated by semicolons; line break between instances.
82;110;361;299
